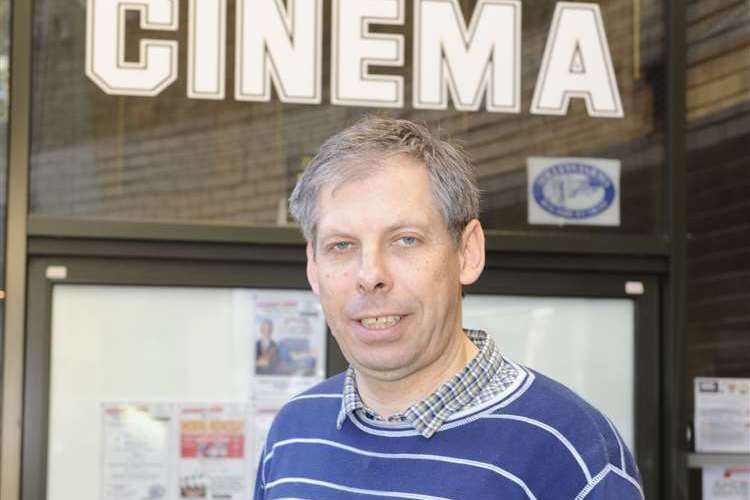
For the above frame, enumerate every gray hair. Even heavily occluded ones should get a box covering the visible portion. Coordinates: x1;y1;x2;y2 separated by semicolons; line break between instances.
289;116;480;246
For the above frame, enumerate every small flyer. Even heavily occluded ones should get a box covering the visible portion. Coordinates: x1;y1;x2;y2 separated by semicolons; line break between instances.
251;291;327;397
178;404;251;500
101;403;173;500
703;466;750;500
695;377;750;453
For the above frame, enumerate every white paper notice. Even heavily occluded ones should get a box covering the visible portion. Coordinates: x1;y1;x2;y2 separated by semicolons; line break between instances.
695;377;750;453
703;466;750;500
178;404;251;500
101;403;173;500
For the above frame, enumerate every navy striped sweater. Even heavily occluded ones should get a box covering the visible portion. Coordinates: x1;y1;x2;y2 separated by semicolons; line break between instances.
255;363;643;499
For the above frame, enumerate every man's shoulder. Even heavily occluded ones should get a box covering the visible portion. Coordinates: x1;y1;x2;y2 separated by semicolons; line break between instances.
268;372;346;429
295;371;347;398
511;369;621;444
499;367;641;489
512;368;614;423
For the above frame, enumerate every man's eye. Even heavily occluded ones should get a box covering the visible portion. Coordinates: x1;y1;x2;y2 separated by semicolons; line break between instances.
332;241;352;251
397;236;418;247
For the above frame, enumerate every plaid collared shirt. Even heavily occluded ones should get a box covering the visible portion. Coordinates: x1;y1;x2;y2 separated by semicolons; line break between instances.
336;329;519;438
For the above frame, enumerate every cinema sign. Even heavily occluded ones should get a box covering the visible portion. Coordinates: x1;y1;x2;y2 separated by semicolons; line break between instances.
86;0;624;118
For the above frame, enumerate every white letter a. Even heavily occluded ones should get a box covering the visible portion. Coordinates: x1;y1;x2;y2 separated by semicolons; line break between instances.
531;2;623;118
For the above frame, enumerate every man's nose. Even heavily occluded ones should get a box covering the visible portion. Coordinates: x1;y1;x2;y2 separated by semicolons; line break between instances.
357;247;391;294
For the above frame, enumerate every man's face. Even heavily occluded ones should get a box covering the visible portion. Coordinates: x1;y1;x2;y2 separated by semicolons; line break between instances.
260;320;272;338
306;155;484;383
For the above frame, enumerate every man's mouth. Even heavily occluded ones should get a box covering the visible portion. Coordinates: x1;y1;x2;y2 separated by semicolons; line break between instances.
359;315;401;330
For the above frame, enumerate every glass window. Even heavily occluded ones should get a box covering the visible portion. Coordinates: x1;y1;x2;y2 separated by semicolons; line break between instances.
463;295;635;450
30;0;666;235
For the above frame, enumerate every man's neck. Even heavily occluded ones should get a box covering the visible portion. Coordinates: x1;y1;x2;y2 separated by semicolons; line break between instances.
354;331;479;418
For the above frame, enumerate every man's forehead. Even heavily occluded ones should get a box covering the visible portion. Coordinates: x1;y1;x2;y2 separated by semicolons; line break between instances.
320;160;432;204
314;162;449;241
326;153;424;192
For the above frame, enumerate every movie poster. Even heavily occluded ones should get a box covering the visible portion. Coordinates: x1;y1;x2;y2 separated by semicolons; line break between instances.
178;404;251;500
248;290;327;398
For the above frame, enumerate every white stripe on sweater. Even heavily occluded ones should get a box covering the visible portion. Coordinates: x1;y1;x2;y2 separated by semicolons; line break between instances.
288;393;342;403
481;414;592;481
265;438;537;499
574;464;643;500
603;415;625;471
265;477;452;500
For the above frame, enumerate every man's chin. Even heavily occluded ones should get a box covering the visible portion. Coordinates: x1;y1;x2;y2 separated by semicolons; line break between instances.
351;358;420;383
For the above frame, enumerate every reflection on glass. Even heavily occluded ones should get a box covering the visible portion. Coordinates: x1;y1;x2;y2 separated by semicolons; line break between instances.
30;0;665;234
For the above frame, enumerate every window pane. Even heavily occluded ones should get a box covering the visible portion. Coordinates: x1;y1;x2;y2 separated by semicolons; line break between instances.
30;0;666;235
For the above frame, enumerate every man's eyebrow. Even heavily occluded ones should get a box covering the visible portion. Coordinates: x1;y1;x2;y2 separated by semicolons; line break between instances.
316;230;356;243
316;222;433;244
383;222;431;233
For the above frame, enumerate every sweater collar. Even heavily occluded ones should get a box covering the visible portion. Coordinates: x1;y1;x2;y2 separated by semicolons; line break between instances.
336;329;504;438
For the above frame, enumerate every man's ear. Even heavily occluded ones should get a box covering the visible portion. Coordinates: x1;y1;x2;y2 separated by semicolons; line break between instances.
458;219;485;286
306;241;320;295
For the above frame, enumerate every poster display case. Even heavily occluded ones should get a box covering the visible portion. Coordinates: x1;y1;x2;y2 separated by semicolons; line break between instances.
46;285;326;499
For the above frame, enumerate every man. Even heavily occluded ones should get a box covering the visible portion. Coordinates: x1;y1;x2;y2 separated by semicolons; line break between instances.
254;117;642;499
255;319;280;375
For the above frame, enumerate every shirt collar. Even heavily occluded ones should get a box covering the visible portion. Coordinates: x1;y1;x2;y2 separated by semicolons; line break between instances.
336;329;504;438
